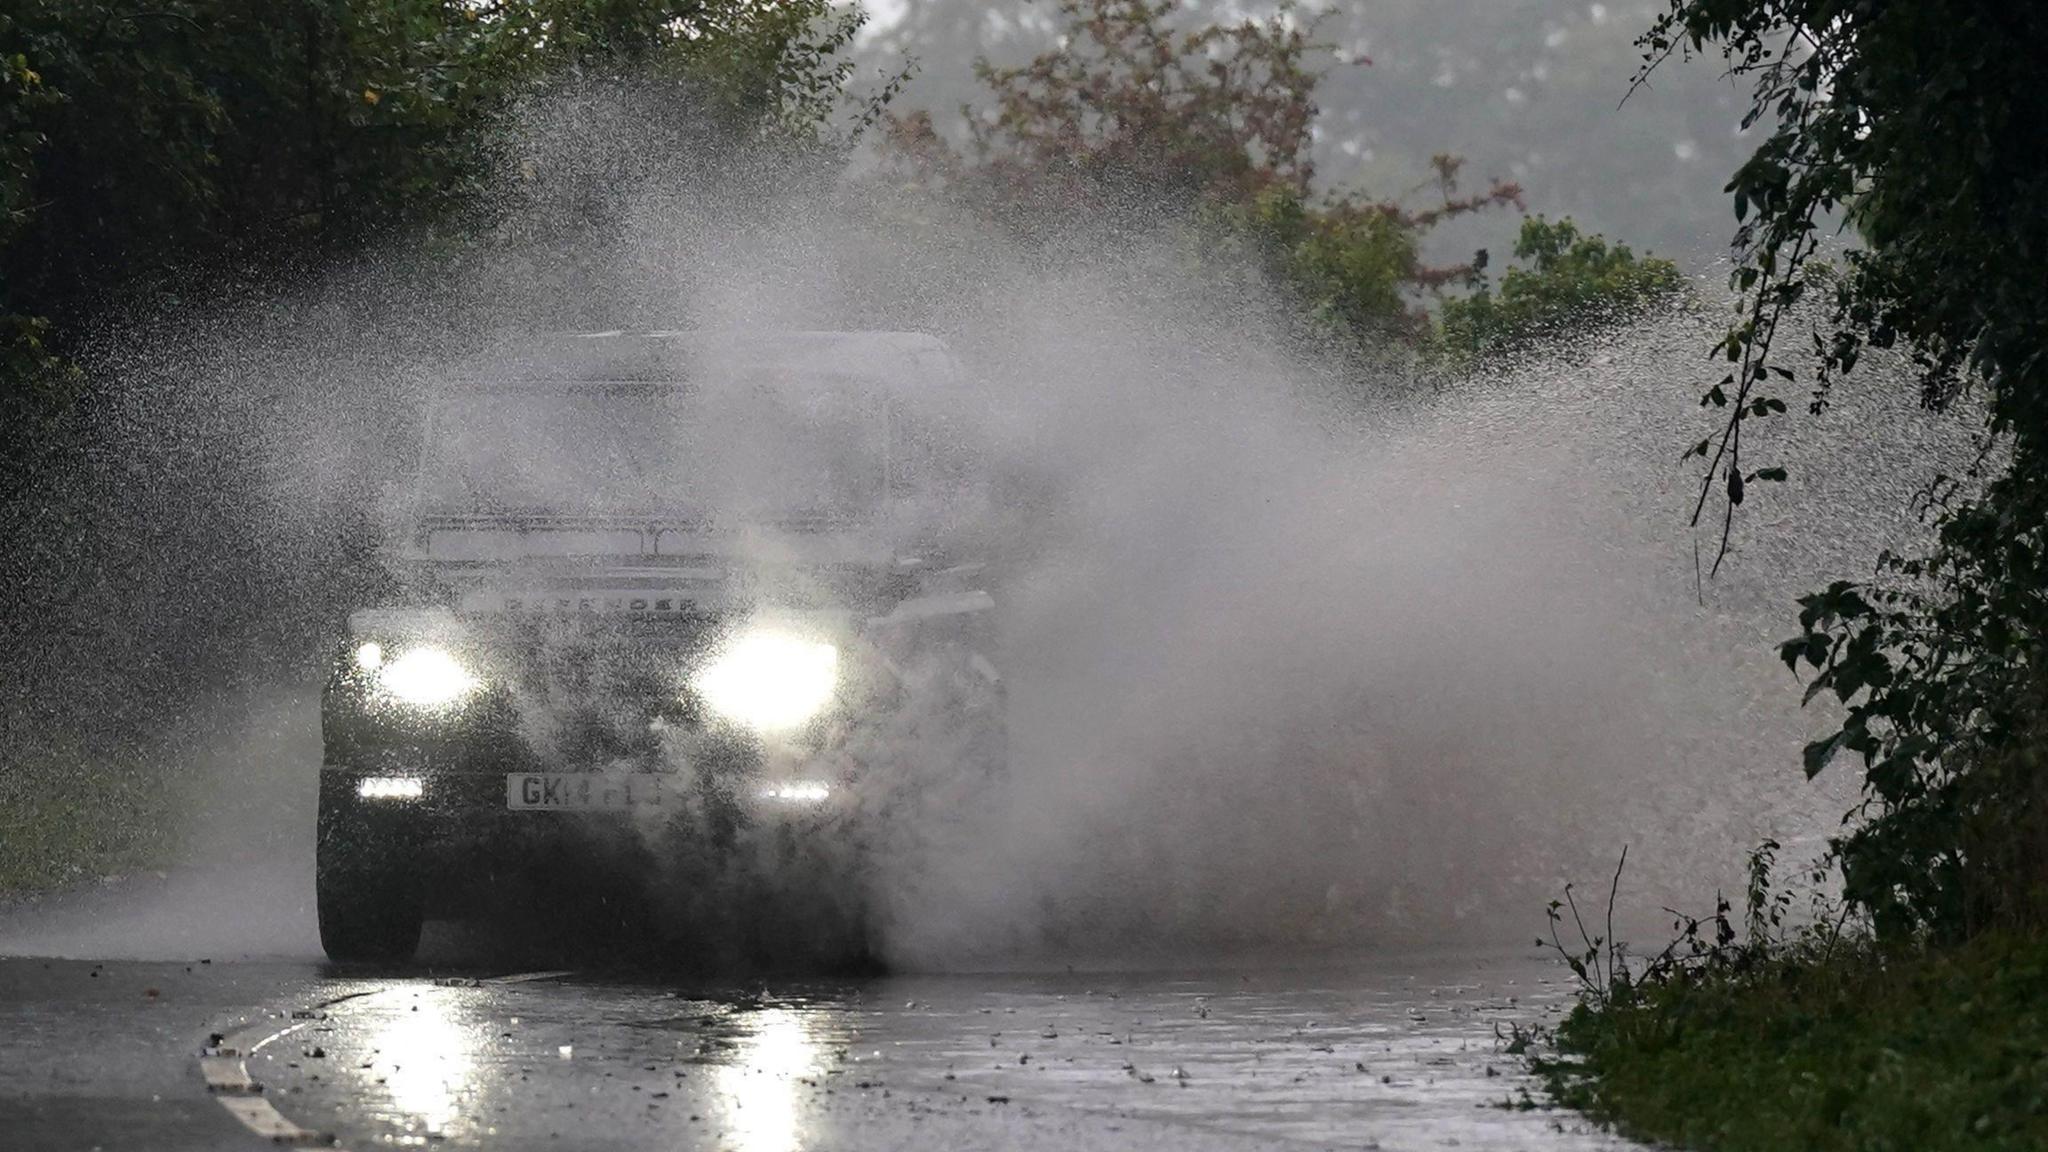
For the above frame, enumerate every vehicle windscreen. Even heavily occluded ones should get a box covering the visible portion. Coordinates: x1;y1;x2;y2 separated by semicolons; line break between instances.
418;381;885;518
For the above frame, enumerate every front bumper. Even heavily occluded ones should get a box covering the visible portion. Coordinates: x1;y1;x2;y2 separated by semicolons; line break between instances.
317;753;852;913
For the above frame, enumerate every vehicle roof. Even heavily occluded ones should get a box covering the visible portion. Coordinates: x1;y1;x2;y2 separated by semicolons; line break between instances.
445;329;958;386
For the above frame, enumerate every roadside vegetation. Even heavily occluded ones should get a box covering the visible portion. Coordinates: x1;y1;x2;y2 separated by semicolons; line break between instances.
0;0;1678;896
1535;2;2048;1146
0;758;171;895
1546;927;2048;1151
0;0;871;477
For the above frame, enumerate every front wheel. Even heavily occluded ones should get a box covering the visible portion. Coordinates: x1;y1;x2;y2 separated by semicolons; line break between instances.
316;786;423;963
316;862;423;962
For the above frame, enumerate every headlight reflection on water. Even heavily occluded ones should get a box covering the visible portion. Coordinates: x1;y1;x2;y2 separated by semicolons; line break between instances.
715;1008;826;1152
367;990;480;1143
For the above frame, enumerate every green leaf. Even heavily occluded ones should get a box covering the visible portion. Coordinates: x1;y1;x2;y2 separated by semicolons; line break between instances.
1802;731;1848;780
1804;633;1830;668
1777;636;1808;672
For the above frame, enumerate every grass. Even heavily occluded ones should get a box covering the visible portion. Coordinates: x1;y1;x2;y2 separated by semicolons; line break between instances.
1541;930;2048;1151
0;754;173;896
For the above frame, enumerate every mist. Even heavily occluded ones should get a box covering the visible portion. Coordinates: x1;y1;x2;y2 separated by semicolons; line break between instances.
0;86;1976;967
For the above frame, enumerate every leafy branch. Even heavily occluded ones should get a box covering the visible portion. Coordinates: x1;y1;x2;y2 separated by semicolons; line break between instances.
1646;0;2048;940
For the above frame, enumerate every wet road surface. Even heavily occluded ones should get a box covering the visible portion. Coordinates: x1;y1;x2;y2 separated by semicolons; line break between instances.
0;942;1639;1152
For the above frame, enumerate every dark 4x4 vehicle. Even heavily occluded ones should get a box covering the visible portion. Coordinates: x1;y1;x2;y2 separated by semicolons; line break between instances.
317;331;1004;964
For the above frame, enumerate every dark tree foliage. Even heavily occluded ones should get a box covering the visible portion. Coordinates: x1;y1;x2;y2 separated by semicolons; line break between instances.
0;0;867;478
0;1;874;891
1644;2;2048;938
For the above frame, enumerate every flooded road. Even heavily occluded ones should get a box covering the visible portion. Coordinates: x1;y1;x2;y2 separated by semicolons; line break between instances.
0;944;1639;1151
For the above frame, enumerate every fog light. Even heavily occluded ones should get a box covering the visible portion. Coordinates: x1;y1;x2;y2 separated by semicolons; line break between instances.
357;776;424;801
757;781;830;803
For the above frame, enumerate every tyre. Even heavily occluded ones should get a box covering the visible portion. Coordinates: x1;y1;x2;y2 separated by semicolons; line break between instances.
315;788;424;963
316;850;424;962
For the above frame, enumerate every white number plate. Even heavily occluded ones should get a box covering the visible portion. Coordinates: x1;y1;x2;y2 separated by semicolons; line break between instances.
506;773;663;811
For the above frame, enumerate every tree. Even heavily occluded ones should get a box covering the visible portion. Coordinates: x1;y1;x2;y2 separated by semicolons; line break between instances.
884;0;1523;344
855;1;1752;265
0;1;882;892
0;0;872;487
1642;1;2048;937
1438;216;1683;359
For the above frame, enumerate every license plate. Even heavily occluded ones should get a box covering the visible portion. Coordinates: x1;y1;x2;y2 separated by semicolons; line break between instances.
505;773;663;811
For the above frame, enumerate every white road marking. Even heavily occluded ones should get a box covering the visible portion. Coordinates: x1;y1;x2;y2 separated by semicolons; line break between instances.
216;1095;331;1146
198;1052;259;1094
198;972;572;1147
484;969;574;985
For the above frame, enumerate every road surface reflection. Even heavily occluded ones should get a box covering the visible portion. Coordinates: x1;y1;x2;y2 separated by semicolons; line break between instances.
715;1006;826;1152
365;987;481;1144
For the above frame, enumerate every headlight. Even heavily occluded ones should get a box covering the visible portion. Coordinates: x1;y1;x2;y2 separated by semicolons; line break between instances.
689;630;839;731
357;643;480;709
